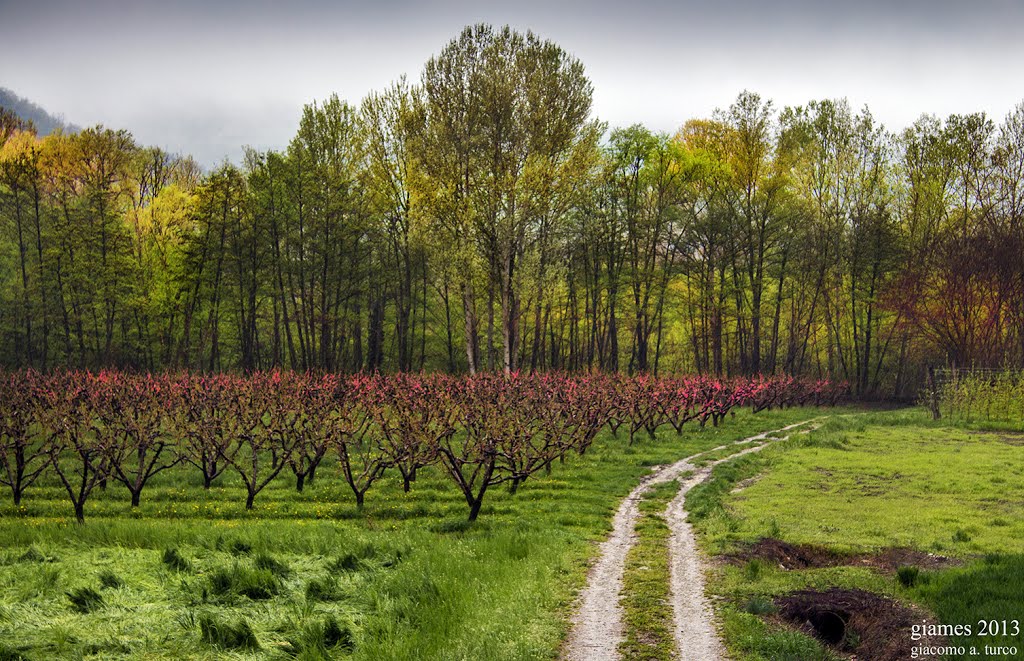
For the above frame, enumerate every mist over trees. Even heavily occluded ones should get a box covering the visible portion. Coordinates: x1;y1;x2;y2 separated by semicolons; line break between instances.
1;24;1022;397
0;88;79;136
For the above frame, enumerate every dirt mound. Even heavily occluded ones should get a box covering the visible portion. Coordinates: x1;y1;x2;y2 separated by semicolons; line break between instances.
733;538;959;573
775;588;942;660
734;538;845;569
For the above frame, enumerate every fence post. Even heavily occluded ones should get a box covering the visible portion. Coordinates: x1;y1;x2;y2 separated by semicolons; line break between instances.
927;365;940;420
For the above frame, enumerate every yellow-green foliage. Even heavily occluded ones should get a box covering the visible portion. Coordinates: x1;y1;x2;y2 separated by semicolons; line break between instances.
938;370;1024;427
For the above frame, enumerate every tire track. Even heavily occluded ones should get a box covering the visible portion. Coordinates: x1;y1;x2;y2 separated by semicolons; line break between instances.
563;419;818;661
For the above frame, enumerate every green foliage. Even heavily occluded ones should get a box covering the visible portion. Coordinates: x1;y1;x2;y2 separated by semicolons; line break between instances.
97;569;123;589
253;551;291;578
952;529;973;543
207;564;279;601
703;414;1024;554
912;555;1024;658
17;546;49;563
895;565;919;588
743;596;778;615
304;576;343;602
65;586;104;613
744;559;766;581
284;615;355;657
0;643;31;661
228;539;252;556
330;552;363;572
161;547;191;572
198;613;260;650
686;450;765;525
0;30;1022;388
937;370;1024;428
722;606;838;661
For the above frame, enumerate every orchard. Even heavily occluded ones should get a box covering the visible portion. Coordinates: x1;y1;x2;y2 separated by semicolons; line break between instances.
0;370;843;522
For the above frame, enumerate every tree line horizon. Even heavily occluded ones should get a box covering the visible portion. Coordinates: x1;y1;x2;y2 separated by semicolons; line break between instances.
1;24;1022;397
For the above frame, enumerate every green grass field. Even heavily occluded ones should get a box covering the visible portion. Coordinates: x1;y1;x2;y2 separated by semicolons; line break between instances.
0;407;826;660
692;409;1024;660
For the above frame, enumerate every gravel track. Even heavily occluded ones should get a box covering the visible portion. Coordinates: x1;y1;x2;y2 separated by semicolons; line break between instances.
563;419;819;661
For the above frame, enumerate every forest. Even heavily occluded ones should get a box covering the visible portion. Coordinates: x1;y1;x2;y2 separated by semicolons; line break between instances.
1;24;1022;397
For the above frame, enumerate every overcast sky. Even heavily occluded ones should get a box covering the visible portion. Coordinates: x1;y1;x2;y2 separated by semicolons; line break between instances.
2;0;1022;166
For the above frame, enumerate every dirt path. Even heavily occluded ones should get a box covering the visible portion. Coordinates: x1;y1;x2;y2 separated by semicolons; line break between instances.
665;420;817;659
563;419;818;661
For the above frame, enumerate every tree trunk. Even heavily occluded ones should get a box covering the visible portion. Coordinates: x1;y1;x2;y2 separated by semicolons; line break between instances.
467;495;484;522
462;281;478;374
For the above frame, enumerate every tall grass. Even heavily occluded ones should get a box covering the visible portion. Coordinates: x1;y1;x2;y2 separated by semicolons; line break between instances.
0;407;831;659
912;554;1024;659
937;369;1024;426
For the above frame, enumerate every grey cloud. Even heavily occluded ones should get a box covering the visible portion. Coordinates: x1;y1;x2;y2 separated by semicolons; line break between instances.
2;0;1022;166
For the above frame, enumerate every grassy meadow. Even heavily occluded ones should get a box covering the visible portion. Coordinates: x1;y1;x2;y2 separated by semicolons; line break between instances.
692;409;1024;660
0;407;826;660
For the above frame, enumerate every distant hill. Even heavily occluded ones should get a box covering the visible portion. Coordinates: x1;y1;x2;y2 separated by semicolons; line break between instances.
0;87;79;135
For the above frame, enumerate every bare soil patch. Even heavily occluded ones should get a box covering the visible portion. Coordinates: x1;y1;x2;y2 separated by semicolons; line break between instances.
729;475;761;494
731;537;960;573
996;433;1024;446
962;430;1024;446
732;538;845;570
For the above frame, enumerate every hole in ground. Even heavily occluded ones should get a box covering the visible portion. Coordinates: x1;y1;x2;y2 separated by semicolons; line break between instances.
774;588;945;661
808;609;848;645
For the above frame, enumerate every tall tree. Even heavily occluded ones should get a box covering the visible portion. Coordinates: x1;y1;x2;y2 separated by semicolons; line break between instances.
716;92;787;374
420;24;595;374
